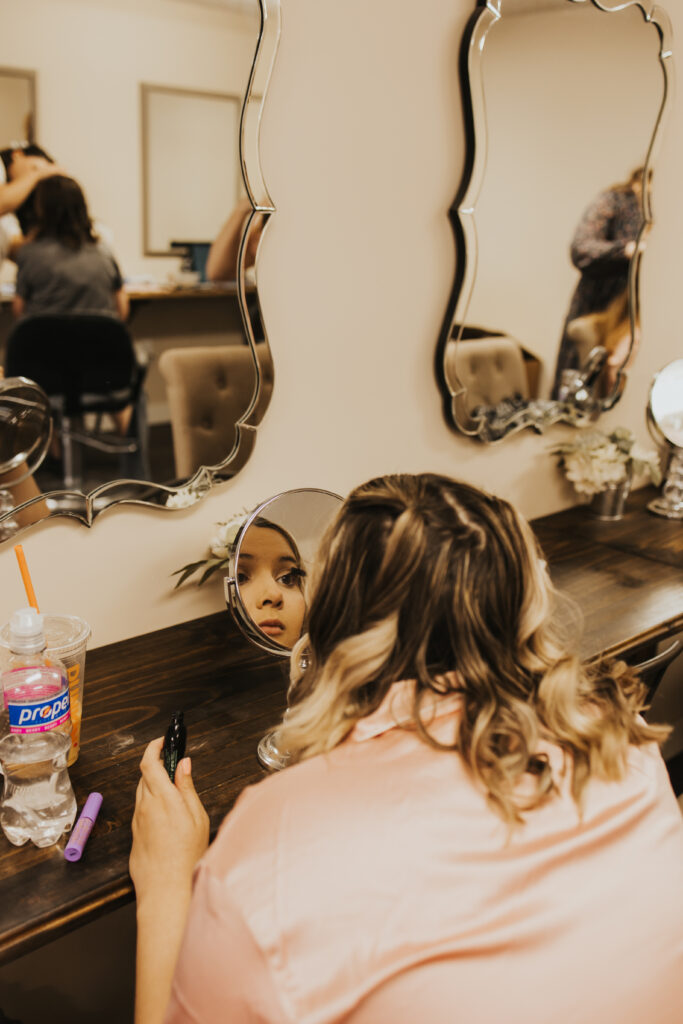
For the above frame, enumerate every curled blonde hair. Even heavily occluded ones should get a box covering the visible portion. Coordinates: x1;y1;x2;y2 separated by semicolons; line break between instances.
276;474;668;823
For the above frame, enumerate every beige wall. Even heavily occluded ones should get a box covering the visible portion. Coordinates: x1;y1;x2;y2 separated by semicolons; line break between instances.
0;0;257;278
0;0;679;648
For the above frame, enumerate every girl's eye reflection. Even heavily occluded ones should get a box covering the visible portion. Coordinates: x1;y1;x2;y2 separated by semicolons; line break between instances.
279;569;306;589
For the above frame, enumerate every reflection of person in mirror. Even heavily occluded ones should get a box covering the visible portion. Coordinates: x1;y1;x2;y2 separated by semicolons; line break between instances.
205;196;263;283
11;175;128;321
130;473;681;1024
11;175;131;438
0;144;60;216
206;196;266;345
551;166;647;400
0;143;64;260
237;518;306;648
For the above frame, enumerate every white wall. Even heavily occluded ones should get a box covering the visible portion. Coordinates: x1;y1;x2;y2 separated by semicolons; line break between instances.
0;0;679;648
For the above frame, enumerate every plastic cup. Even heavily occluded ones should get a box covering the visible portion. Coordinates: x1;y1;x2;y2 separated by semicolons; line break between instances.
0;614;90;766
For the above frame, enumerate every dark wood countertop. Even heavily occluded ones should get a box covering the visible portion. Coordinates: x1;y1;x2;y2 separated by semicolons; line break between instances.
534;487;683;659
534;487;683;572
0;613;287;963
0;486;681;963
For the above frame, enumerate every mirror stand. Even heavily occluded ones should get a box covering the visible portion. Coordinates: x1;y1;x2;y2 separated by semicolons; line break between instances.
256;730;290;771
648;451;683;520
647;358;683;519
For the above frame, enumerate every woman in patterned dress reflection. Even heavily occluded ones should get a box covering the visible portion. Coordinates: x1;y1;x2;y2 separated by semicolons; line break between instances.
551;167;647;399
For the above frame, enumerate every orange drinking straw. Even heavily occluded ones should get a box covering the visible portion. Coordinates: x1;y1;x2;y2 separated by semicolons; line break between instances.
13;544;40;614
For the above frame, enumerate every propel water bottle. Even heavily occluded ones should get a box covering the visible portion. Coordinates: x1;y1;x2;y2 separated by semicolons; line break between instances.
0;608;76;846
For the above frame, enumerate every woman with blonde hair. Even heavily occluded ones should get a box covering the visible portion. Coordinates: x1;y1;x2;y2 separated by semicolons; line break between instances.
131;473;682;1024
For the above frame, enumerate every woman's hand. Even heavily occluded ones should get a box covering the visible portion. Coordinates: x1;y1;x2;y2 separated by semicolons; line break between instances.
130;737;210;909
131;738;209;1024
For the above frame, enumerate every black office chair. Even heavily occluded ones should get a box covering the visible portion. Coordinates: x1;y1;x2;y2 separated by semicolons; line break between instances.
5;314;150;489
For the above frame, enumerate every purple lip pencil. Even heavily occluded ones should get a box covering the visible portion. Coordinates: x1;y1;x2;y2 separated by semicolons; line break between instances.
64;793;103;862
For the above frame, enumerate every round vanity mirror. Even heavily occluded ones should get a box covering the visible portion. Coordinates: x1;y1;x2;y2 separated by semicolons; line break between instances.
0;376;52;485
223;487;344;770
647;358;683;519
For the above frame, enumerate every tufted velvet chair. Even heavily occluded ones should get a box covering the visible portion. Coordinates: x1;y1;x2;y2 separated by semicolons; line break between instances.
445;336;530;413
158;344;274;479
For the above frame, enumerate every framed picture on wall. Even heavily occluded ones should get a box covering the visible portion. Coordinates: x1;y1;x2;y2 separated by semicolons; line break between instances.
140;83;241;255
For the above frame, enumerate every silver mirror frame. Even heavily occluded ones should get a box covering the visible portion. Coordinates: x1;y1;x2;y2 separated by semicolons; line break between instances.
647;357;683;519
223;487;344;657
0;0;281;541
435;0;674;443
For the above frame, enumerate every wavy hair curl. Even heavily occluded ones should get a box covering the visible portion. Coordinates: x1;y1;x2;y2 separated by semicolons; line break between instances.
275;474;668;823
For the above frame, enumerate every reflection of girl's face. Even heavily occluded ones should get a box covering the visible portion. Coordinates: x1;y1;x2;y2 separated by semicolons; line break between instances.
237;526;306;648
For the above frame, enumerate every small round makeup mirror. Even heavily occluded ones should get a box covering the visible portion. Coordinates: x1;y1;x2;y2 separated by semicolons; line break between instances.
223;487;344;771
223;487;343;656
647;358;683;519
0;377;52;537
0;376;52;485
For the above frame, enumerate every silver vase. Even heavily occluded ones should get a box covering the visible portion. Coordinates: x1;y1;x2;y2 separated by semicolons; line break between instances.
589;478;631;521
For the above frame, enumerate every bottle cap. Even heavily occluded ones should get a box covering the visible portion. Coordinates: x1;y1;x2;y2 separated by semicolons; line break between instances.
9;607;45;655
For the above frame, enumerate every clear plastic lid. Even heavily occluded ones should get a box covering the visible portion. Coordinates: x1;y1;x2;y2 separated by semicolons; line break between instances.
8;608;46;655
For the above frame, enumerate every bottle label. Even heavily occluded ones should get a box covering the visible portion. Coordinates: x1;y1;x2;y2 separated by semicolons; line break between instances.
4;667;71;733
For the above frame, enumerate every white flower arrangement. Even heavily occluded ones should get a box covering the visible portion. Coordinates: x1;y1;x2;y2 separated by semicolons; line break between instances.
165;487;201;509
172;509;251;588
549;427;661;497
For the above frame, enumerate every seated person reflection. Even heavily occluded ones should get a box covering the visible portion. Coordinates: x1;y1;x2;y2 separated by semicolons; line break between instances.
12;175;128;321
12;175;131;438
130;474;682;1024
237;518;306;648
552;167;646;400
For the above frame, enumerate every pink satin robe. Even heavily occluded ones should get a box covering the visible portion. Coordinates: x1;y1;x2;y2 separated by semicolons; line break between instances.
164;683;683;1023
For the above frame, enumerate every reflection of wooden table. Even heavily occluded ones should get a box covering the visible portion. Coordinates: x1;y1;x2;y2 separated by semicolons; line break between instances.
0;282;247;305
125;281;241;302
0;281;254;356
0;492;682;963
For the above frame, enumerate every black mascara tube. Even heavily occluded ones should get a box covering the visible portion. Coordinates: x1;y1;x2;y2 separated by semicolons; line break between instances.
163;711;187;782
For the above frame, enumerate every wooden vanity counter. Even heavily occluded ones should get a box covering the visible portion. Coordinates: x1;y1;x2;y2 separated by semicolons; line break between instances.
533;487;683;659
0;486;681;963
0;614;288;963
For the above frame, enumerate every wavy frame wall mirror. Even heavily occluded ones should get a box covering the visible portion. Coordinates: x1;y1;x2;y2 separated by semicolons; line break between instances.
436;0;673;442
141;84;243;256
0;0;280;539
